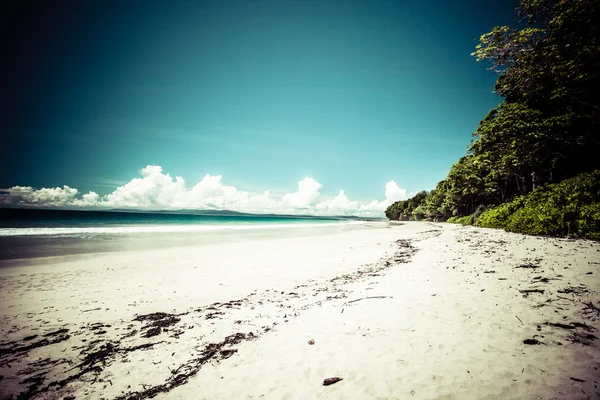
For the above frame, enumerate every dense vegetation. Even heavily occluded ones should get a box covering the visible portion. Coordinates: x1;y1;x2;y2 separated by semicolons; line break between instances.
475;171;600;238
385;0;600;238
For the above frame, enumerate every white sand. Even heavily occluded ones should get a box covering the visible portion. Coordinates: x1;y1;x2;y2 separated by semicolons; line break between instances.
1;222;599;399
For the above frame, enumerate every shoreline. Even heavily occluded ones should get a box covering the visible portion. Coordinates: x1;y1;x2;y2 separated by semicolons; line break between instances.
0;221;388;264
1;222;598;399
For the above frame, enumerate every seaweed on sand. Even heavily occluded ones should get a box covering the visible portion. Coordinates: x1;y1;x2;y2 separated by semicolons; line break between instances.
115;332;258;400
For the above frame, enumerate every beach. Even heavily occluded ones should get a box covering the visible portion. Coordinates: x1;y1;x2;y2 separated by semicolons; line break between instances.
1;222;599;400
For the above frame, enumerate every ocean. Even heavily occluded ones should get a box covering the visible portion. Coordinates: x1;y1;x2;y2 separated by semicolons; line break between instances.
0;208;378;261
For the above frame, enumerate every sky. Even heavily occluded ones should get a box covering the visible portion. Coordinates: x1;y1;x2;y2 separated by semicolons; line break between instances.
2;0;519;216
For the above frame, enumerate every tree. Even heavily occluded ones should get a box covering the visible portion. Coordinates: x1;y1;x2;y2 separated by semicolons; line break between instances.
472;0;600;176
387;0;600;234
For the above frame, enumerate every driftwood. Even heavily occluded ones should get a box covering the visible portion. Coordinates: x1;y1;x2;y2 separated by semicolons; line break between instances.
81;307;102;313
343;296;393;306
531;277;551;283
545;322;597;331
519;289;545;297
515;264;540;269
523;338;546;345
323;377;343;386
341;296;393;314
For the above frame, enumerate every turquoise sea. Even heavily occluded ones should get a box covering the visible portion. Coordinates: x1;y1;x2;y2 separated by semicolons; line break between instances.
0;208;377;260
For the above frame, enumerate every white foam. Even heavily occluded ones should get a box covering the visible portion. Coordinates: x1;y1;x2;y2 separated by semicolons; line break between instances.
0;221;364;236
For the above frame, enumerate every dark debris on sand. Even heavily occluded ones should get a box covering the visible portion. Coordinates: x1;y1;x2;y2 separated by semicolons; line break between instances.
4;234;424;399
133;312;182;338
113;238;421;400
0;331;71;357
14;340;164;399
115;332;257;400
323;377;343;386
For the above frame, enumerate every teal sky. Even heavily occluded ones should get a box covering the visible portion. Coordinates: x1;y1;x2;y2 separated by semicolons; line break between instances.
5;0;519;204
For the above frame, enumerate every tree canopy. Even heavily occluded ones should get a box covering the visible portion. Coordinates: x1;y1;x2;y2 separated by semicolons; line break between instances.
386;0;600;237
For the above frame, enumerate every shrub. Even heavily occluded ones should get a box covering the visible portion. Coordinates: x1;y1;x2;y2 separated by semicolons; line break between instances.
447;215;475;225
475;171;600;238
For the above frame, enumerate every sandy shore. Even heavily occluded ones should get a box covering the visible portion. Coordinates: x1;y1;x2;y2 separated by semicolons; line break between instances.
1;223;599;399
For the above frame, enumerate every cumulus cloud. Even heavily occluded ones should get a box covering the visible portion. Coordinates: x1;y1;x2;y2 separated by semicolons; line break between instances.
316;190;359;215
1;165;410;217
384;181;407;204
73;191;101;207
105;166;186;209
282;177;322;209
357;180;409;213
1;185;79;207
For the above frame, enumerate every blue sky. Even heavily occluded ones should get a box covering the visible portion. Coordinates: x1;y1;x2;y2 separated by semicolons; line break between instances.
3;0;519;214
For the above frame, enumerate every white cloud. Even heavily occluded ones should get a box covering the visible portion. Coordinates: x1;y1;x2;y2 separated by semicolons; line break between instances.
1;185;79;207
105;166;186;209
1;165;410;217
316;190;359;215
73;191;101;207
140;165;164;176
385;180;407;204
357;181;409;213
282;177;322;209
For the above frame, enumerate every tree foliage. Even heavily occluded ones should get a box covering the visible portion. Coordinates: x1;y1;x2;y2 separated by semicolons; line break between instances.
385;191;428;221
385;0;600;238
476;171;600;238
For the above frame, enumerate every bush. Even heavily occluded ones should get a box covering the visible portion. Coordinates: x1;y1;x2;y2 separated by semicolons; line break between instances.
475;171;600;238
578;203;600;239
475;200;519;229
386;191;429;221
412;205;427;221
447;215;475;225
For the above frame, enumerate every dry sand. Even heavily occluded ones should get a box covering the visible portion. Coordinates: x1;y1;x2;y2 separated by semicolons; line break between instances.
1;222;599;399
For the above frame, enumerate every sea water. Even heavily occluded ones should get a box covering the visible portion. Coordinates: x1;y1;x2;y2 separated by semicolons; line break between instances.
0;208;377;260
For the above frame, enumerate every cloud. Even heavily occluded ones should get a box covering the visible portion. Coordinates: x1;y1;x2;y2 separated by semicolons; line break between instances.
357;180;409;213
385;181;407;204
105;166;186;209
1;185;79;207
1;165;410;217
282;177;322;209
316;190;359;215
140;165;164;176
74;191;101;207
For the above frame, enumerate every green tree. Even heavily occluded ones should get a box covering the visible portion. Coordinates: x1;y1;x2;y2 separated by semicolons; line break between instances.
472;0;600;177
387;0;600;239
